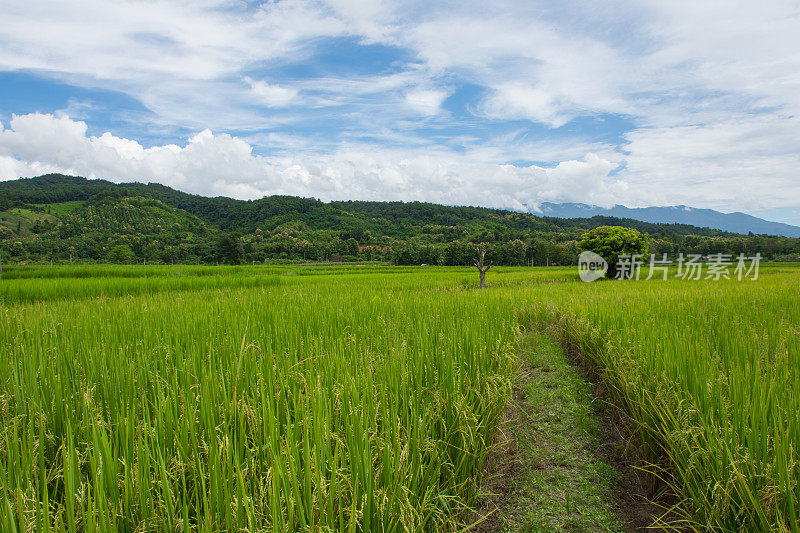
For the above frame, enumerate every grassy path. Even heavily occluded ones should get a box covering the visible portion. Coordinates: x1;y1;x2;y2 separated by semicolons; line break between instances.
472;329;665;532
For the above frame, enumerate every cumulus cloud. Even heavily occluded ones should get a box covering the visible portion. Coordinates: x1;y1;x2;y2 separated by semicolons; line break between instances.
0;113;624;209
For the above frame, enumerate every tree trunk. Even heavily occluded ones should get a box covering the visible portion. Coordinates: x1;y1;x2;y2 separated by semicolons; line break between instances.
474;245;492;289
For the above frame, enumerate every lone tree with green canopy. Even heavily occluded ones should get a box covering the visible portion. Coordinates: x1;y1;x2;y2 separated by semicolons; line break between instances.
107;244;136;264
216;231;244;265
579;226;649;279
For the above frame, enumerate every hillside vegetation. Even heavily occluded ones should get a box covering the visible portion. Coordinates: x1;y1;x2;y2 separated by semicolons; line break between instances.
1;174;798;265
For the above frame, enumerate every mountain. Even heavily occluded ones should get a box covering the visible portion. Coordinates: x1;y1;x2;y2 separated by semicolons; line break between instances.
0;174;737;239
1;174;798;266
538;203;800;238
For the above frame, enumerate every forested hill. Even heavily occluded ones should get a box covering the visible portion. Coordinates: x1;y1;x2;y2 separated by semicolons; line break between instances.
1;174;798;265
0;173;737;237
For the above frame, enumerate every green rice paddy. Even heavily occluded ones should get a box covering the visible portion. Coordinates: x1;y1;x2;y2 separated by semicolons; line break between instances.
0;264;797;531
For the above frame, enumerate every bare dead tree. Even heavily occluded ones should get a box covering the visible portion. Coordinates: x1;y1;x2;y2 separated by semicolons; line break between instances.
474;245;492;289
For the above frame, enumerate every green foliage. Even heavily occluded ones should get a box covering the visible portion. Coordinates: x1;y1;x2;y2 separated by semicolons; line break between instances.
579;225;650;278
107;244;135;264
391;242;416;265
216;231;244;265
1;174;798;267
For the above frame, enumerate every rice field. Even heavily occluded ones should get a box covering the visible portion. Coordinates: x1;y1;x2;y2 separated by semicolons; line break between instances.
523;267;800;531
0;264;798;531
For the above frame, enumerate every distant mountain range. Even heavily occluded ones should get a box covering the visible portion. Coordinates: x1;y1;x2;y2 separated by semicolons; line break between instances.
537;203;800;238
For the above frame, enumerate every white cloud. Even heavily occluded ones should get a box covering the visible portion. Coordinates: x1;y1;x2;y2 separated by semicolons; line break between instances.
640;0;800;119
0;113;623;209
481;84;571;128
3;112;800;217
620;113;800;211
0;0;345;80
246;77;300;107
403;88;449;115
0;0;348;130
398;8;642;124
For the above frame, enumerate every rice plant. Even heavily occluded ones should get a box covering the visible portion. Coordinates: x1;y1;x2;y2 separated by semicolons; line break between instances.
2;264;798;531
0;271;518;531
514;268;800;531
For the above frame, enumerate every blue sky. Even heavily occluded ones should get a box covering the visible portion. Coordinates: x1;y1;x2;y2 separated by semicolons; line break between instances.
1;0;799;225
